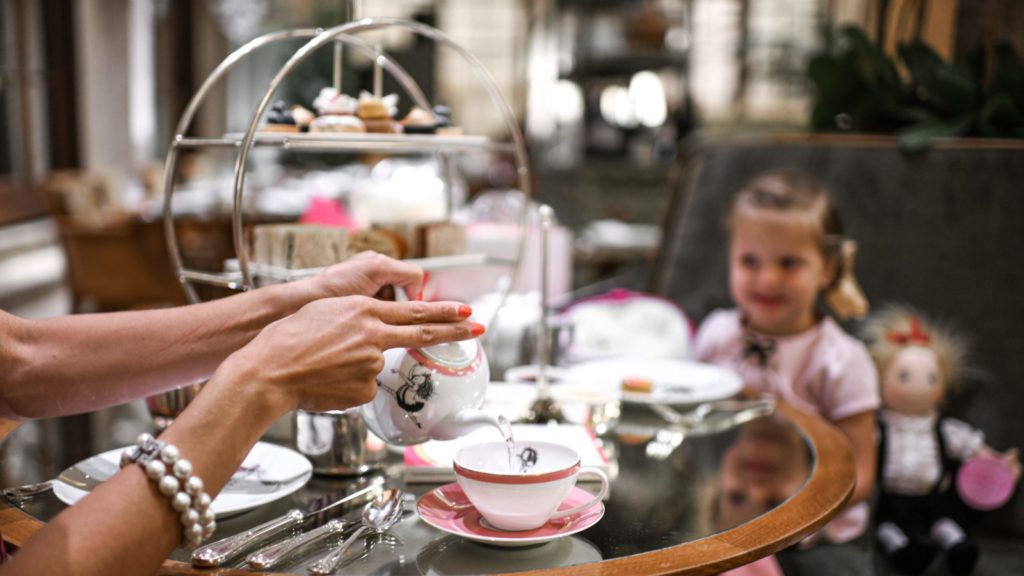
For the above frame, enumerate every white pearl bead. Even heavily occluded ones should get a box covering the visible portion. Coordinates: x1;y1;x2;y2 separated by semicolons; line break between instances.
180;508;200;526
158;474;180;496
145;459;167;480
172;491;192;512
200;508;216;524
185;476;204;496
202;521;216;538
137;433;154;447
173;458;192;480
159;444;180;465
194;492;211;510
120;450;134;468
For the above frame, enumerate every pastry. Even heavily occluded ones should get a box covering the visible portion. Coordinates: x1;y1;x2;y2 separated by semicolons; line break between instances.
312;87;357;116
420;221;466;257
357;92;399;133
290;105;315;132
362;119;396;134
348;228;407;260
264;101;298;132
310;115;366;133
251;224;348;270
621;377;653;393
400;106;437;135
431;104;463;136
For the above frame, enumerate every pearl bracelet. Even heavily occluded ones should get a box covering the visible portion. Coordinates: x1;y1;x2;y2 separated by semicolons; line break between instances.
120;433;216;548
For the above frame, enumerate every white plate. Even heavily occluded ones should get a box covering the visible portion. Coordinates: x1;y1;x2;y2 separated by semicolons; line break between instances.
565;357;742;406
52;441;312;518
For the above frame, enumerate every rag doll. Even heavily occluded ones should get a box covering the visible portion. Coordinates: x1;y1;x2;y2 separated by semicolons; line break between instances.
863;306;1020;576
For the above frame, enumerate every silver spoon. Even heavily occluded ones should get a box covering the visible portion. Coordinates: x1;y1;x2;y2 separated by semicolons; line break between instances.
308;488;404;575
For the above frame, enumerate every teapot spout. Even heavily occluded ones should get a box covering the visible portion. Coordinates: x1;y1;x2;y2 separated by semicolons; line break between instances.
430;409;505;441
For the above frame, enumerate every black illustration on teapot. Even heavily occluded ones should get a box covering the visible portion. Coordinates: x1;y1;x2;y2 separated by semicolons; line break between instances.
377;364;436;428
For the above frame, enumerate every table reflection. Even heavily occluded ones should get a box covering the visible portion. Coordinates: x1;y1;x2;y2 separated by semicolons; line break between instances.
1;399;820;575
715;416;813;533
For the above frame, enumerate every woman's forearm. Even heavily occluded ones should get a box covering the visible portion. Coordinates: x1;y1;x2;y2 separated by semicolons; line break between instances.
0;280;316;419
2;357;286;576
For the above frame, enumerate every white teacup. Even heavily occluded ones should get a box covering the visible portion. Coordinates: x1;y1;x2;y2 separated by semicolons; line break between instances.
453;440;609;531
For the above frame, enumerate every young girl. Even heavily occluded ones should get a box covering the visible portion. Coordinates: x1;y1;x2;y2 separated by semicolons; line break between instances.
695;170;878;573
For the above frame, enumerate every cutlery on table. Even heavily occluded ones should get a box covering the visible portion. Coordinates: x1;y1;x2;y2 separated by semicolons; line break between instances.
191;478;383;567
3;457;119;503
245;506;364;570
308;488;405;575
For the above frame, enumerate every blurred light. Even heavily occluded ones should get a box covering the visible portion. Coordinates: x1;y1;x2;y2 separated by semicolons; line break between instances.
549;80;584;124
599;85;637;128
629;71;667;128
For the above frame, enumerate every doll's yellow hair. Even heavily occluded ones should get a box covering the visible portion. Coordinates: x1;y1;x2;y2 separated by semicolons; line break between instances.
861;304;968;393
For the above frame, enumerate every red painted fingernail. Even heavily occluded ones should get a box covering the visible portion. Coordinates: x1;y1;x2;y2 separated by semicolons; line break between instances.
417;288;424;301
457;305;472;318
470;322;486;336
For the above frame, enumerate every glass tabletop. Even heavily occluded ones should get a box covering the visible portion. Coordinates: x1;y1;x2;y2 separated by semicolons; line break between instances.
0;397;823;575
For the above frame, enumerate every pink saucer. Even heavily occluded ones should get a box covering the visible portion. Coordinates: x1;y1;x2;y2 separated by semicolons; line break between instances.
957;456;1016;511
417;482;605;547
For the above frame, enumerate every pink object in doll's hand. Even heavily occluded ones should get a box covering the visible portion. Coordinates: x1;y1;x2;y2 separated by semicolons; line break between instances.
957;455;1016;511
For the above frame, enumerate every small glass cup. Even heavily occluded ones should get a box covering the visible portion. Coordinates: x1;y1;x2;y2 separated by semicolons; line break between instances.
144;382;203;431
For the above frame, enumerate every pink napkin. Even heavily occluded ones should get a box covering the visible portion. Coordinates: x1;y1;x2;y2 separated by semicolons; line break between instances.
300;197;354;228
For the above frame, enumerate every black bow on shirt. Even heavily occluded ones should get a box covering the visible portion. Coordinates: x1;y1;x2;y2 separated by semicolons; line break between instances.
742;333;776;367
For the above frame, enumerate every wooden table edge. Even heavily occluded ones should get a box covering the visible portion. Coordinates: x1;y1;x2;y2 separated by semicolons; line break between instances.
1;403;854;575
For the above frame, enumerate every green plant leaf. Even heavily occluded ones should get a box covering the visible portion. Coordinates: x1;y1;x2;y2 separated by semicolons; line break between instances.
899;40;975;113
896;113;974;152
979;93;1024;137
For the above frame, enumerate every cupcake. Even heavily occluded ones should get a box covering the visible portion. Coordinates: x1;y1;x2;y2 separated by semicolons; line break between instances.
310;114;366;133
313;87;358;116
357;92;399;133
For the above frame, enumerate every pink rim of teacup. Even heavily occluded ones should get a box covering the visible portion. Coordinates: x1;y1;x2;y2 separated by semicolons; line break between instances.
453;460;581;485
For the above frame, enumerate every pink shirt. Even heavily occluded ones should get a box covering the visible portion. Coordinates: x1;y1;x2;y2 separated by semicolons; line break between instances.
695;309;879;422
695;309;880;542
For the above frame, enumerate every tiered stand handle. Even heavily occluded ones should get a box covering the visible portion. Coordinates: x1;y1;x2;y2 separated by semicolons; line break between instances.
162;18;531;307
160;28;433;302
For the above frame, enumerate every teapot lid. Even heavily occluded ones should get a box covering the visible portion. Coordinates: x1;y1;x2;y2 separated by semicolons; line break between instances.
416;339;480;370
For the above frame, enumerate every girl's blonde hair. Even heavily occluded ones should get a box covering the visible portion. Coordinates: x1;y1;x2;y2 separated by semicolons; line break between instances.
726;169;868;319
861;304;968;393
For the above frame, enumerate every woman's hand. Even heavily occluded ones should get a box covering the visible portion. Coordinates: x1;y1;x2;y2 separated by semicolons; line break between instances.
218;295;480;417
301;252;425;302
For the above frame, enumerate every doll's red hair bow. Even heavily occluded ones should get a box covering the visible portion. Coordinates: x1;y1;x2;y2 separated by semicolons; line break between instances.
887;318;931;345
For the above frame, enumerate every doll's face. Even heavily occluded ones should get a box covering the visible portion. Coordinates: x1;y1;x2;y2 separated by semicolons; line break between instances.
881;346;945;416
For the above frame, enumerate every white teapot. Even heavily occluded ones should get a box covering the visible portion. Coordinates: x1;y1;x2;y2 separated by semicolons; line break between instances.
360;338;497;445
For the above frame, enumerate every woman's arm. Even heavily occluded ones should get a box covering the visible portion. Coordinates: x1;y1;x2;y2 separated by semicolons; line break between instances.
835;410;877;506
1;295;478;576
0;252;424;420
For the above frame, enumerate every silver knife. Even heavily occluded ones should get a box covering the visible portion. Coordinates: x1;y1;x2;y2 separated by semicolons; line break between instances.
190;478;383;567
245;506;364;569
3;457;120;502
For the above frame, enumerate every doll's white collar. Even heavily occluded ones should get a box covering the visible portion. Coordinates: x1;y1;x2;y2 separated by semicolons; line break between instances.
880;409;939;430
